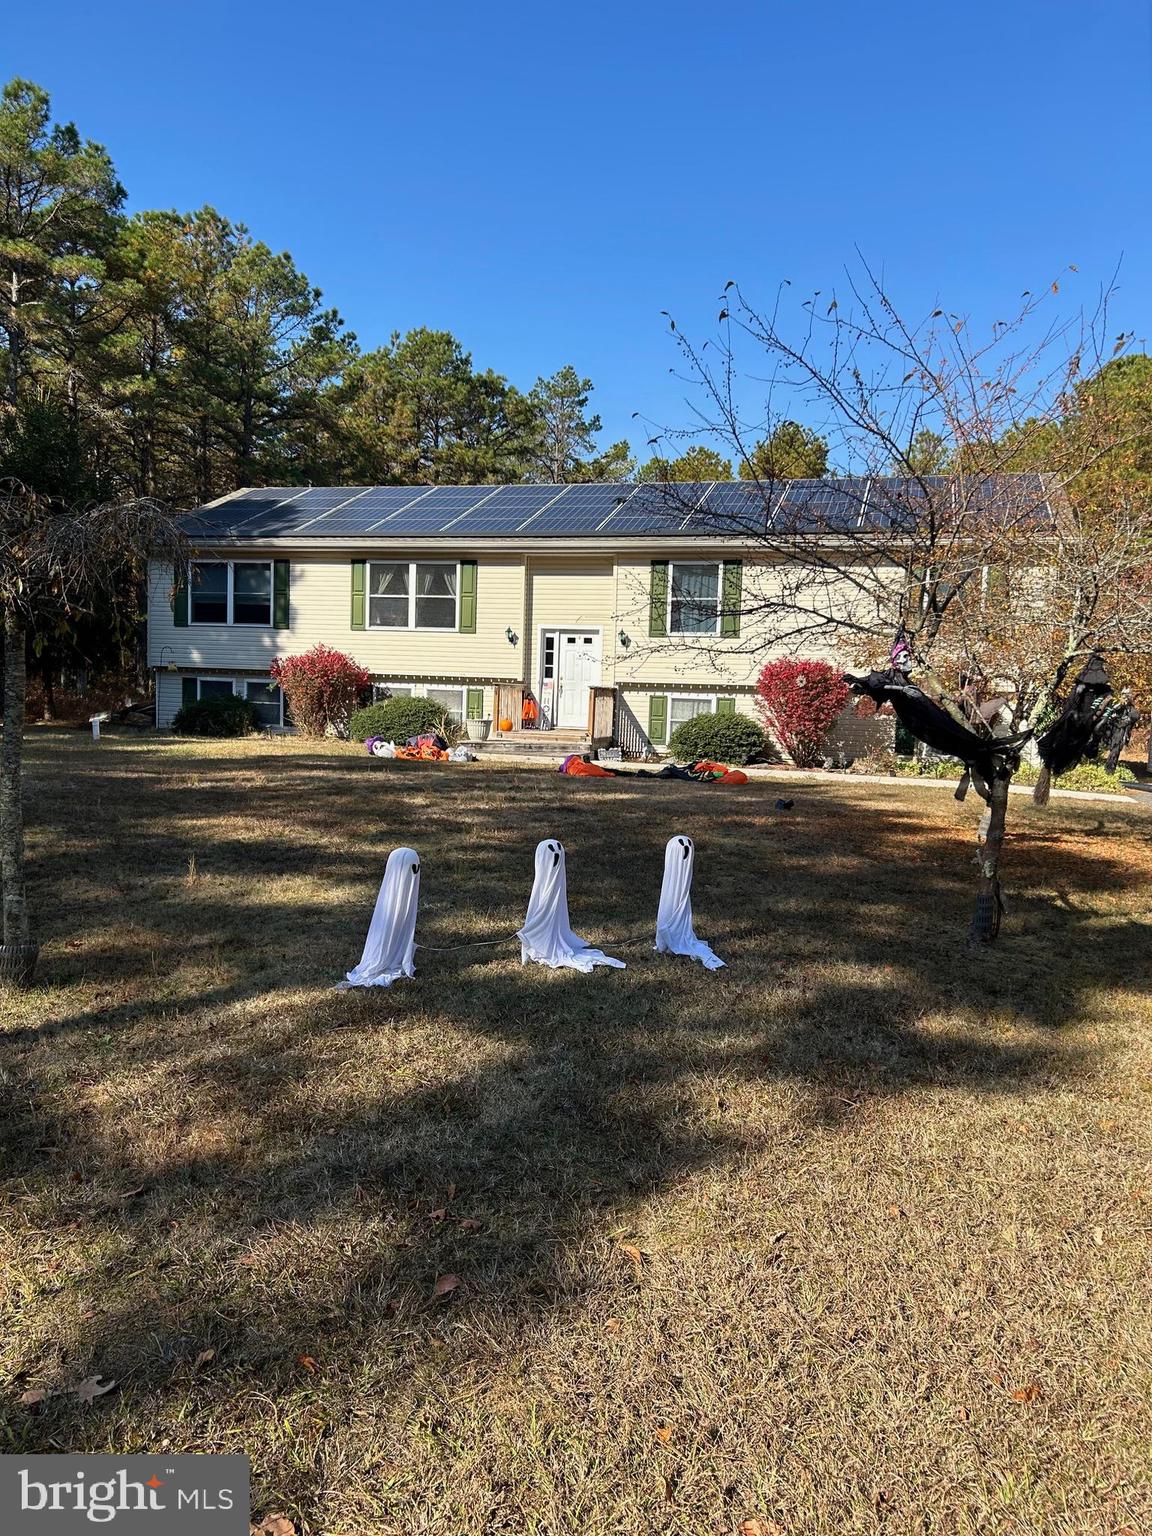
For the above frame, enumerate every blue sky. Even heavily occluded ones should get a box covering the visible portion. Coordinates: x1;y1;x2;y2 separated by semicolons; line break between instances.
6;1;1151;459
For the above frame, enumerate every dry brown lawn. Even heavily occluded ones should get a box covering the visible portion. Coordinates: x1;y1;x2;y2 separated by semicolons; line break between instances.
1;730;1150;1536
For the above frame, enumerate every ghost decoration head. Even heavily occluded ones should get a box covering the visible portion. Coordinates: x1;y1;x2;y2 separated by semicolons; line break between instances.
339;846;421;988
518;838;625;973
655;833;725;970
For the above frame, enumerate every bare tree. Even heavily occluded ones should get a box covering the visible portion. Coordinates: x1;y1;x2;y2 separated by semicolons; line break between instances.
632;263;1152;942
1;482;184;984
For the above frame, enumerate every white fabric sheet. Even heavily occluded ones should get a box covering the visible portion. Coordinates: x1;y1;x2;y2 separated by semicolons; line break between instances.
655;835;725;970
338;846;421;988
518;839;625;972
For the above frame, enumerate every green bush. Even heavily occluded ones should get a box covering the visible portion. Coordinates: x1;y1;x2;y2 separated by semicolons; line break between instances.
349;696;448;743
667;710;767;766
890;754;1126;793
171;695;260;738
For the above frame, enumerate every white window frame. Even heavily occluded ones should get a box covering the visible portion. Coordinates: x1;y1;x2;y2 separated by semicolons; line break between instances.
193;675;285;728
668;692;718;730
371;681;416;702
190;560;274;628
668;561;721;636
423;685;466;723
366;560;460;631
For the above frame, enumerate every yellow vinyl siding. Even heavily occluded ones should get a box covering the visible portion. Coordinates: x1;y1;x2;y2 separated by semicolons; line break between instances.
612;555;879;688
525;557;618;688
149;554;526;679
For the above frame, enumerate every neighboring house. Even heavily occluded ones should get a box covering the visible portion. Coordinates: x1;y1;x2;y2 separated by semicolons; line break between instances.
147;480;916;755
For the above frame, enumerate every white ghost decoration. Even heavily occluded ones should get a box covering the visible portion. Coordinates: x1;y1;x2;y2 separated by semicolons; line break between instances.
338;846;421;988
518;839;625;972
655;835;725;970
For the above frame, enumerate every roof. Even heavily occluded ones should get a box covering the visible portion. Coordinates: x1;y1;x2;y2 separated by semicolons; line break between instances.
184;475;1056;542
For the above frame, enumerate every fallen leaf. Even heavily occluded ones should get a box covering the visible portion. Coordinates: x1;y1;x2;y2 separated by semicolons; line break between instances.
432;1273;460;1297
252;1516;296;1536
619;1243;644;1270
1010;1381;1042;1404
604;1318;622;1334
428;1208;447;1223
458;1218;482;1231
740;1519;786;1536
193;1349;215;1369
655;1424;672;1444
73;1376;116;1405
297;1355;318;1373
20;1388;51;1406
445;1183;457;1203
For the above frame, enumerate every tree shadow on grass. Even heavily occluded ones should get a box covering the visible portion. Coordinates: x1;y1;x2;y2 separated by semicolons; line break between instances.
3;736;1149;1492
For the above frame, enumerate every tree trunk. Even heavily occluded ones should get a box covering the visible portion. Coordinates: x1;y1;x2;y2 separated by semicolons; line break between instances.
970;770;1011;943
1;603;31;947
39;653;56;721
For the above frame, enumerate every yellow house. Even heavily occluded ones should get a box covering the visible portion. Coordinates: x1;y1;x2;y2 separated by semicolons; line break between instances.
147;481;888;756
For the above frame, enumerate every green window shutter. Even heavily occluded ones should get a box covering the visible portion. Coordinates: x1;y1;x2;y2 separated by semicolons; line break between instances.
273;560;290;629
466;687;484;720
648;693;668;745
172;563;189;627
459;559;477;633
649;561;669;637
181;677;198;708
721;560;743;637
716;696;736;716
350;559;366;630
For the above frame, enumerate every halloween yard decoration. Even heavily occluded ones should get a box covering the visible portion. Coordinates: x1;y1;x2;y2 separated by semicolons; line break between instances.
655;836;725;969
518;840;625;972
338;847;421;988
848;648;1124;941
1103;692;1141;775
1033;655;1114;804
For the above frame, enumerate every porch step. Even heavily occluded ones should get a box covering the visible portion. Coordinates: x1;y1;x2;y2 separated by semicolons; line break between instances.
471;732;589;757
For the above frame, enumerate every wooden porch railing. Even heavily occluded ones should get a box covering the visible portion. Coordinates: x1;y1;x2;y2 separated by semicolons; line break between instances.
495;683;526;729
587;686;616;745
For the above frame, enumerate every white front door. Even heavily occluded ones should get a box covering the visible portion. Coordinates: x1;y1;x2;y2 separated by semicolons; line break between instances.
554;631;600;728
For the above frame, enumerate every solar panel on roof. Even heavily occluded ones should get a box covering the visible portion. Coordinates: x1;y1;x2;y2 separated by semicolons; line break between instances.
369;486;497;531
522;484;631;533
601;482;708;533
775;479;868;532
303;488;434;533
181;475;1053;540
243;488;365;535
693;481;778;533
443;484;569;530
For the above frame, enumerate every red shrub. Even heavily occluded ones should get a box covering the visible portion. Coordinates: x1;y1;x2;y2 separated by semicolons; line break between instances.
755;659;850;766
269;645;372;738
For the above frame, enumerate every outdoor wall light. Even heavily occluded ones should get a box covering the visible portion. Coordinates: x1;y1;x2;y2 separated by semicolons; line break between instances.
618;629;631;649
505;627;519;645
159;645;178;672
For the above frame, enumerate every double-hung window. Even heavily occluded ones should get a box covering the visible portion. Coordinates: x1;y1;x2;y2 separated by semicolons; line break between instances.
669;562;720;634
367;561;458;630
425;686;465;724
669;694;716;731
191;676;285;727
190;561;272;626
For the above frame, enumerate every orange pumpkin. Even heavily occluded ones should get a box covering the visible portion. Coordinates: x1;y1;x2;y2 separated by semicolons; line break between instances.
498;717;514;732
